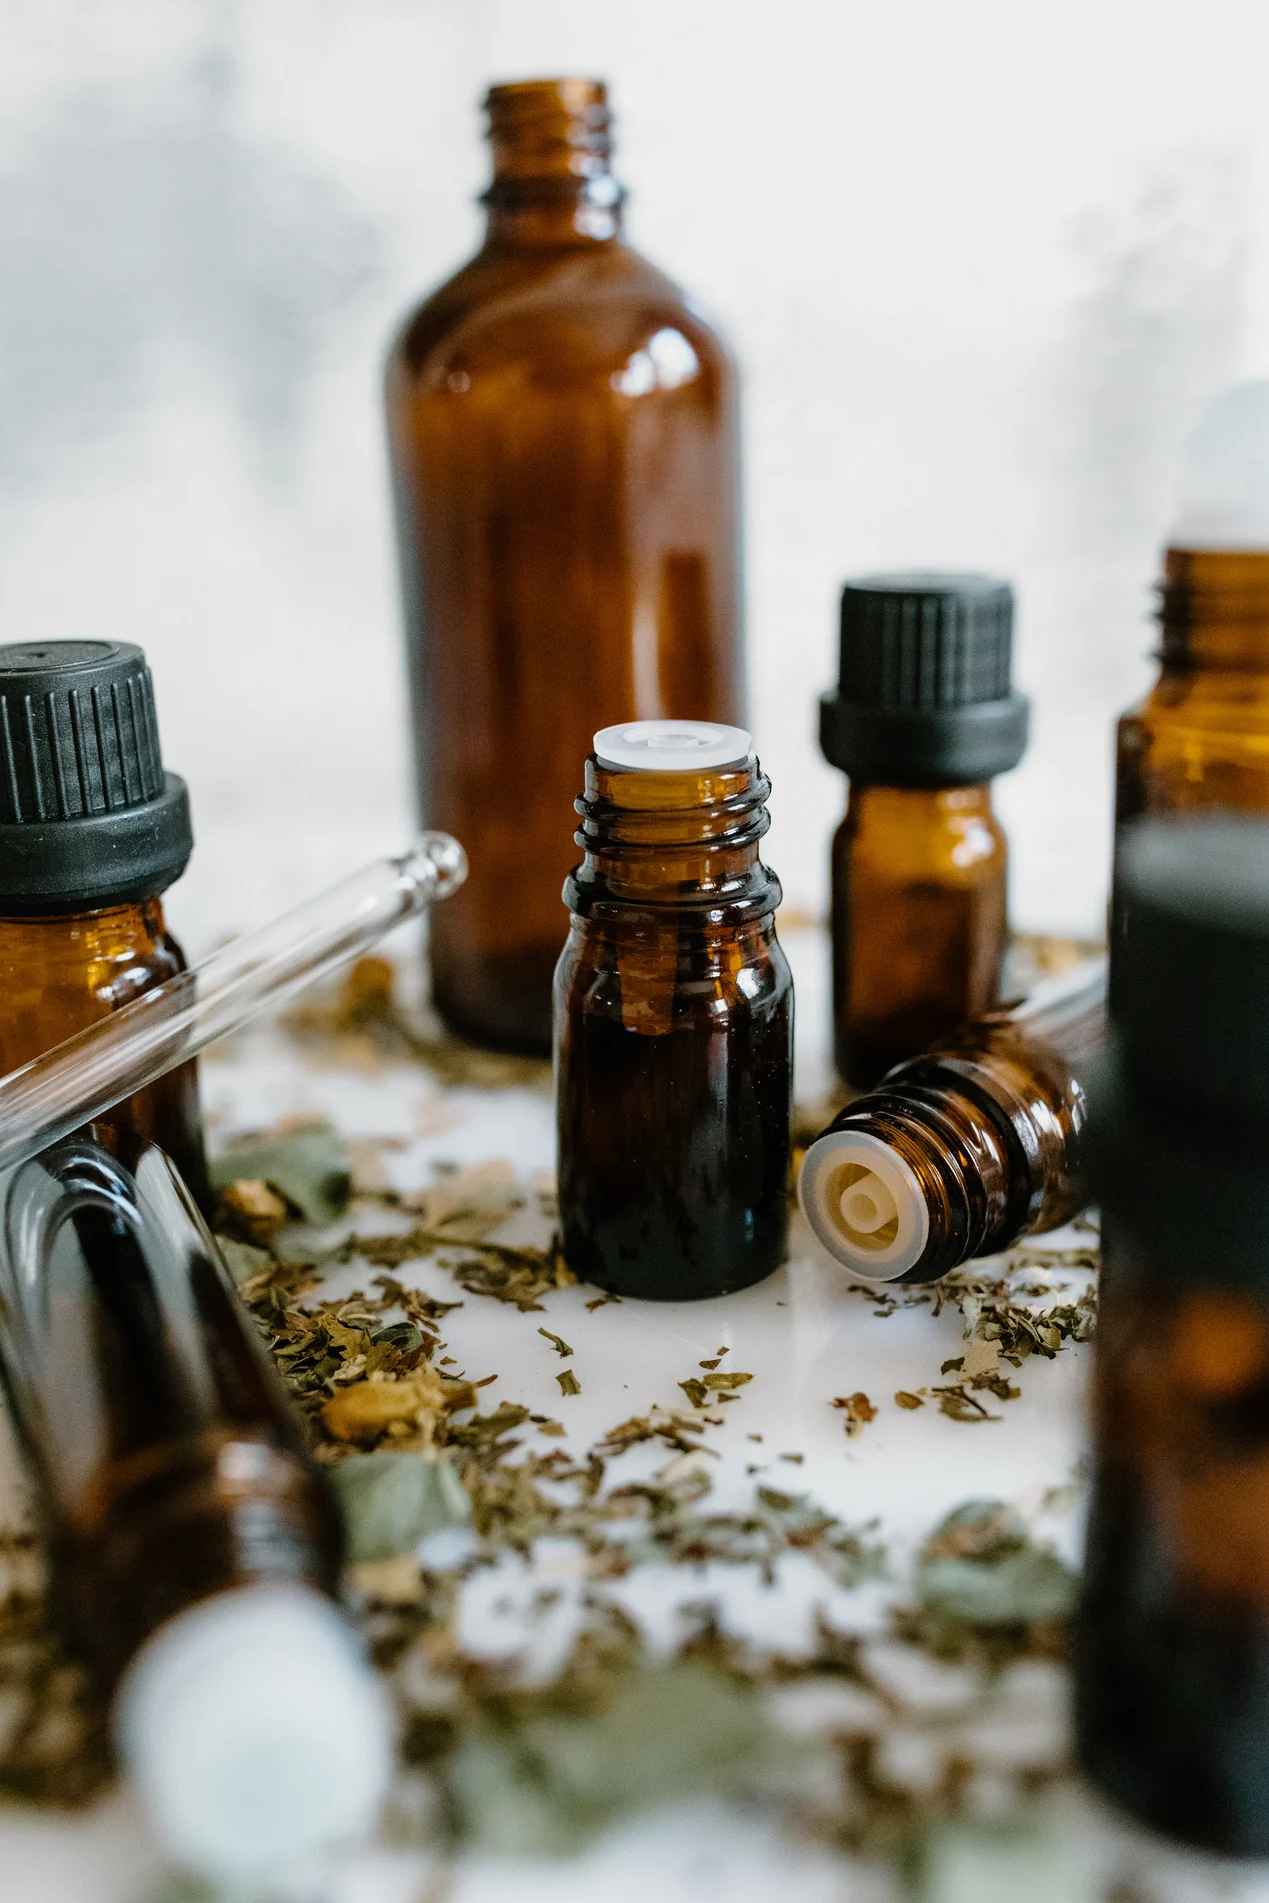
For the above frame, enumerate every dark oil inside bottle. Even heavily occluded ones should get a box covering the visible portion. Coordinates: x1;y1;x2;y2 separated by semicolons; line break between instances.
2;1139;338;1683
555;748;792;1301
557;938;791;1300
1077;1248;1269;1854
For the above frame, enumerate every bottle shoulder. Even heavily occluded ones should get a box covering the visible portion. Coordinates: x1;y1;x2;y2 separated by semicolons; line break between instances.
388;240;733;391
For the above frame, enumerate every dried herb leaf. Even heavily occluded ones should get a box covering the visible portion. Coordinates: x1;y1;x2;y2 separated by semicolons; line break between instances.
538;1328;574;1359
703;1370;752;1390
832;1393;877;1437
556;1370;581;1398
894;1391;925;1411
211;1124;351;1227
331;1450;471;1563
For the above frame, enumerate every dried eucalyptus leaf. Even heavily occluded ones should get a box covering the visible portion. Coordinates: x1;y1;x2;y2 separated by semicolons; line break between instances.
214;1236;274;1287
211;1127;351;1226
331;1450;471;1563
915;1501;1078;1627
446;1662;794;1856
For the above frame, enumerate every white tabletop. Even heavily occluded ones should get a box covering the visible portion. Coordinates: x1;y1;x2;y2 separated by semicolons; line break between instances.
0;927;1264;1903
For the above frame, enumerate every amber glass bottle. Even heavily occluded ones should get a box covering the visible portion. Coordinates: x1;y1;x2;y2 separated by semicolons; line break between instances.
821;575;1029;1088
1078;817;1269;1857
799;956;1104;1284
0;1136;386;1872
555;720;791;1300
387;79;743;1054
1117;384;1269;831
0;641;207;1204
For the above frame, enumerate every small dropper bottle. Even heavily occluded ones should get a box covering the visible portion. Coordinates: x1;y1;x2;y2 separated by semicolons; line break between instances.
555;720;793;1299
820;574;1029;1087
0;640;207;1202
1077;817;1269;1857
798;956;1105;1283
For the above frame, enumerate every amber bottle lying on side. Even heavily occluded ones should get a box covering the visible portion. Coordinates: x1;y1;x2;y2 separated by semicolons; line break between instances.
820;573;1029;1089
0;640;208;1204
555;720;792;1300
1079;817;1269;1857
387;78;744;1054
798;955;1105;1285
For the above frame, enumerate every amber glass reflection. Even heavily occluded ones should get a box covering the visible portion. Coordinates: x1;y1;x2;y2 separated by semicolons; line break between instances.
1117;550;1269;824
6;1144;338;1681
0;901;208;1206
831;782;1007;1088
1078;1246;1269;1855
387;79;743;1053
555;755;791;1299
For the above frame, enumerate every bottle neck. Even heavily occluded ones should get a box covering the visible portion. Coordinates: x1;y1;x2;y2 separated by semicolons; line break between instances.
482;78;624;247
1159;548;1269;672
565;756;781;926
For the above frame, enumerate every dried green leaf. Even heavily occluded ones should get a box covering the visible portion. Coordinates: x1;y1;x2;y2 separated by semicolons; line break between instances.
538;1328;574;1359
915;1500;1078;1628
894;1391;925;1410
331;1450;471;1563
556;1370;581;1398
703;1371;752;1390
211;1125;351;1226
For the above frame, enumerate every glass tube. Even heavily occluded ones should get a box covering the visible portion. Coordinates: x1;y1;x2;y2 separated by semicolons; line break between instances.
0;832;465;1178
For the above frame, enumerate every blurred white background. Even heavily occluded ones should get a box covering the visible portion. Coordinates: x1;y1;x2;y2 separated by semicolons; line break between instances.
2;0;1268;953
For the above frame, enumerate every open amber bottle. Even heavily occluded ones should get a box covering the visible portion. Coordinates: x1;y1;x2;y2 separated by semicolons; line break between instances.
799;956;1104;1284
821;574;1029;1088
555;720;792;1300
387;79;743;1054
0;641;207;1204
1079;817;1269;1856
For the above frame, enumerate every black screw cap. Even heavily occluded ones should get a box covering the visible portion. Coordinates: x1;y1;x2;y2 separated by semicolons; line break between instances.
819;572;1029;785
0;640;192;912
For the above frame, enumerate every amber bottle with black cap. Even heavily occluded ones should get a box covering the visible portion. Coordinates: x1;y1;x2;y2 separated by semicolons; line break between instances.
0;640;207;1203
820;574;1029;1088
387;79;743;1054
1078;816;1269;1857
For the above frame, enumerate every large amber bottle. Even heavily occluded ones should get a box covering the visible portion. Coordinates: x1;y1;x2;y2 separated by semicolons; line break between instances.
386;79;744;1054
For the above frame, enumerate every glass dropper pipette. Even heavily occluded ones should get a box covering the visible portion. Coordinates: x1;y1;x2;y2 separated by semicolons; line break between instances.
0;831;466;1177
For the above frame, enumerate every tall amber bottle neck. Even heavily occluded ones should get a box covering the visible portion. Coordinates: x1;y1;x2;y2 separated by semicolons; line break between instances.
565;757;781;925
1159;548;1269;671
483;78;624;246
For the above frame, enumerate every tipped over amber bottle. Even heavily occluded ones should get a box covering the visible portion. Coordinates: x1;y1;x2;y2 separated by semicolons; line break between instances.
387;79;744;1054
0;641;208;1204
799;956;1104;1284
555;720;792;1300
1079;817;1269;1856
820;574;1029;1088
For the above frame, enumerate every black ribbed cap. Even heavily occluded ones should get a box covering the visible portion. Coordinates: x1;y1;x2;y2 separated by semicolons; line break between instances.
0;640;192;913
819;572;1029;785
1092;816;1269;1285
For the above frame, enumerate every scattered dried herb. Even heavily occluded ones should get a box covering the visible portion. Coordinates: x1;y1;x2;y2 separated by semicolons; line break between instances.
894;1391;924;1411
832;1393;877;1437
211;1119;352;1227
556;1370;581;1398
331;1450;471;1563
538;1328;574;1359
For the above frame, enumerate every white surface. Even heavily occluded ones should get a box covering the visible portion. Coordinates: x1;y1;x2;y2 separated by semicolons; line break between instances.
592;719;753;772
115;1582;391;1878
5;3;1269;948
